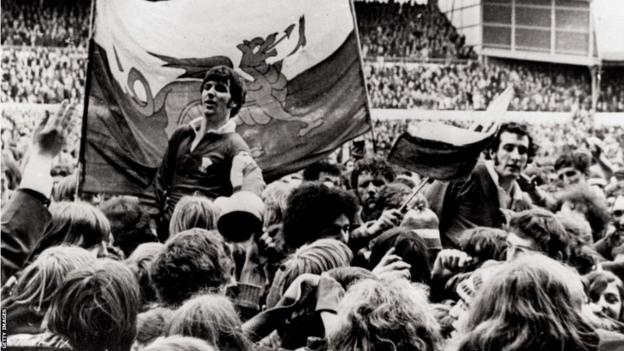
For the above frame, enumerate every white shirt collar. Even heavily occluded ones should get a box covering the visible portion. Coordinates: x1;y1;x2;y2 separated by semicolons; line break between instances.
485;160;524;203
190;117;237;136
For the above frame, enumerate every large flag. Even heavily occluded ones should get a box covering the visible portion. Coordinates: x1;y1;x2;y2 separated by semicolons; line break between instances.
80;0;371;196
388;87;513;181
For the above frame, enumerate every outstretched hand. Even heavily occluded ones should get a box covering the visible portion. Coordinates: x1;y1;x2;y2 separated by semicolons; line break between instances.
372;247;411;280
32;100;76;158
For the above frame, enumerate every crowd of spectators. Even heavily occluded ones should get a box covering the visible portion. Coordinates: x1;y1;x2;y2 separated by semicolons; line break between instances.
365;59;601;111
2;1;624;349
2;0;623;111
370;115;624;164
355;1;477;60
1;46;87;104
2;100;624;351
4;46;623;112
1;0;90;48
598;67;624;113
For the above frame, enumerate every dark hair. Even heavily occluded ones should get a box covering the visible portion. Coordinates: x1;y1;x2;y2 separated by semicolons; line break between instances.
302;160;342;181
554;151;591;175
201;65;246;118
46;259;140;351
282;183;358;250
487;122;538;163
556;184;610;240
459;227;509;263
369;227;431;284
372;182;412;218
509;208;571;261
125;242;165;307
350;156;396;190
28;201;111;263
150;229;234;306
100;196;157;258
584;270;624;323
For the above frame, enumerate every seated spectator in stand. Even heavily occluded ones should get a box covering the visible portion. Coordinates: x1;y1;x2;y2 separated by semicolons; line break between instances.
150;228;235;307
453;255;608;351
326;278;442;351
167;195;221;238
281;183;358;251
8;259;141;351
3;246;96;336
167;294;253;351
100;195;158;258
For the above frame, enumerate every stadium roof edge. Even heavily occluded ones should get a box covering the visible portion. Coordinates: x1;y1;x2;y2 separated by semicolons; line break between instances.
482;48;601;67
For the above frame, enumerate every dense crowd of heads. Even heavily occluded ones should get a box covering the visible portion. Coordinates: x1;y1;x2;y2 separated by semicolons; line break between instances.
2;1;624;349
1;0;90;48
3;0;624;112
3;105;624;351
366;61;624;112
355;1;476;60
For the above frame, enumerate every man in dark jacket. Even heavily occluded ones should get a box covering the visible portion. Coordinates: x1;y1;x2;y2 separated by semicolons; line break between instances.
2;100;75;282
425;122;537;248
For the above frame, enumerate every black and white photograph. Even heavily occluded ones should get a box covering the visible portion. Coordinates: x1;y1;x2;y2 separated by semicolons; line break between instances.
1;0;624;350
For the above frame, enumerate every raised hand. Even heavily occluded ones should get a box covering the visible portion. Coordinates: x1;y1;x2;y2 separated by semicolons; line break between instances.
372;247;411;280
369;209;404;237
431;249;474;279
32;100;76;158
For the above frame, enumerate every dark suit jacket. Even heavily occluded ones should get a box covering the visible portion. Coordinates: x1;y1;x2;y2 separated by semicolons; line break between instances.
1;189;51;282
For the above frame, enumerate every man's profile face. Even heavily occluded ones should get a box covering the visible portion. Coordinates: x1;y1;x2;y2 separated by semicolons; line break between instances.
201;79;233;126
356;172;387;211
493;132;530;180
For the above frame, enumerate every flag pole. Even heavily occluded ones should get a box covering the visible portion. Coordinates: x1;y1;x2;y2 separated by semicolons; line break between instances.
399;176;431;213
77;0;97;200
348;0;378;155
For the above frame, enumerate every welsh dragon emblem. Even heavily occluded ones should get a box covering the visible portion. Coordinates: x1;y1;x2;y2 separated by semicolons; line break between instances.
132;15;324;139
